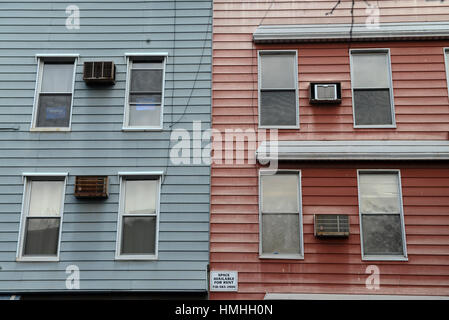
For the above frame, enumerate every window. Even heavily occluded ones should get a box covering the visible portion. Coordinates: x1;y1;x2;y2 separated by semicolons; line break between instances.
32;57;76;130
124;55;166;130
358;171;407;260
116;174;161;260
17;175;66;261
258;51;299;128
259;171;303;259
350;50;395;127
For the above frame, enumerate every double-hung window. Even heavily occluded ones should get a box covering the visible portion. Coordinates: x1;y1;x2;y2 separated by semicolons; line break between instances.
124;55;166;130
17;175;67;261
259;171;303;259
116;174;161;260
358;171;407;260
350;50;395;127
258;51;299;128
32;56;77;130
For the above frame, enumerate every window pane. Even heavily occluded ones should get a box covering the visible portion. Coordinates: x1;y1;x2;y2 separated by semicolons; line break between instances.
352;53;390;88
262;214;300;255
23;218;60;256
124;180;158;214
130;69;163;92
41;63;74;93
359;173;401;214
130;93;161;105
121;216;156;255
261;173;299;213
362;214;404;256
260;90;297;126
29;180;64;217
36;94;71;127
353;89;392;126
260;54;296;89
128;102;162;127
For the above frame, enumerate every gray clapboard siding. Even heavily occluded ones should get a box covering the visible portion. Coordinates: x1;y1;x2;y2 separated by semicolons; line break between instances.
0;0;212;293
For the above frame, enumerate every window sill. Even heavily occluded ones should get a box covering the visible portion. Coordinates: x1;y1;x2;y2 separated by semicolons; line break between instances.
115;254;158;261
259;253;304;260
362;255;408;262
30;127;71;132
258;125;300;130
16;256;59;262
353;125;397;129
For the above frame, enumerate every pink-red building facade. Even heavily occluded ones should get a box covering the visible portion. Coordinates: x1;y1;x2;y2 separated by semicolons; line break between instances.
210;0;449;299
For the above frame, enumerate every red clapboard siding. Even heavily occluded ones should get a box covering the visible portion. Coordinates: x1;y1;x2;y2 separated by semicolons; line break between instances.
210;163;449;298
212;40;449;137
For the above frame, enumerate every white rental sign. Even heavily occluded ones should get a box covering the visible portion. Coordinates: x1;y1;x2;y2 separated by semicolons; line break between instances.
210;271;238;292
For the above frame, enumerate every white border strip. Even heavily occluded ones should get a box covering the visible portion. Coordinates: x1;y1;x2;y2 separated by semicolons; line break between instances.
117;171;164;177
264;293;449;300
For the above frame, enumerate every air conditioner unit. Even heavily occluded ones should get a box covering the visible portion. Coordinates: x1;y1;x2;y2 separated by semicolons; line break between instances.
310;82;341;104
314;214;349;238
74;176;109;199
83;61;115;84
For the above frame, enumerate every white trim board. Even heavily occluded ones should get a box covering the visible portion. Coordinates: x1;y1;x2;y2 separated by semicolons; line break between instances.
253;22;449;43
256;140;449;162
264;293;449;300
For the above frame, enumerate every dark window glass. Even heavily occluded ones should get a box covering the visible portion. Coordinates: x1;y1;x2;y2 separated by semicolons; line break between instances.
260;90;297;126
36;94;71;127
353;89;392;126
362;214;404;256
121;216;156;255
23;218;60;256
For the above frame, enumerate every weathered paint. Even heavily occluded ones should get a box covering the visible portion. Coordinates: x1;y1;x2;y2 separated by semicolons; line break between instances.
210;163;449;299
0;0;212;293
210;0;449;299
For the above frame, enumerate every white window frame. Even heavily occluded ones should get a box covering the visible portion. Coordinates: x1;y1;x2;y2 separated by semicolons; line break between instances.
115;172;163;260
258;50;299;129
357;169;408;261
258;169;304;260
349;49;396;129
30;54;78;132
122;53;168;131
444;48;449;97
16;173;68;262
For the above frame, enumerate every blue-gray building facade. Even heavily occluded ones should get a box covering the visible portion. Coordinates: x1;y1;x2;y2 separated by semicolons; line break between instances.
0;0;212;297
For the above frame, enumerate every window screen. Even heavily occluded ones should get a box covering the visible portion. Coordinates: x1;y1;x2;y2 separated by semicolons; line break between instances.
35;62;75;128
126;58;164;128
351;51;394;126
259;52;298;127
260;172;302;256
119;177;160;257
21;179;65;257
358;172;406;257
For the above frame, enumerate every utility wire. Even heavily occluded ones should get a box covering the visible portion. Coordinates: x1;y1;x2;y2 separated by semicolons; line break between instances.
162;0;213;184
